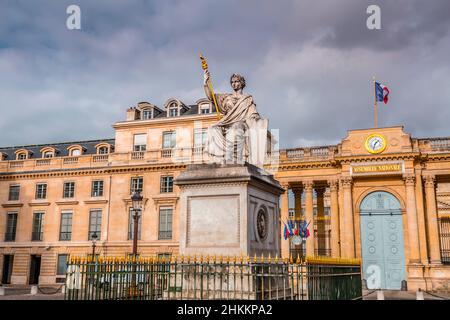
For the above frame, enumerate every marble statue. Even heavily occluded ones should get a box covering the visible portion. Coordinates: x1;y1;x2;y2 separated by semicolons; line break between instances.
203;70;268;167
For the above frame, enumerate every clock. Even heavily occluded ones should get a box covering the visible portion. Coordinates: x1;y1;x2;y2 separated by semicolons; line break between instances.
365;134;387;154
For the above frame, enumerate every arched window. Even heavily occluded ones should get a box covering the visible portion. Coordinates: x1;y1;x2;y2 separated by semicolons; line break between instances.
98;146;109;154
71;149;81;156
15;149;30;160
67;145;84;157
40;147;56;158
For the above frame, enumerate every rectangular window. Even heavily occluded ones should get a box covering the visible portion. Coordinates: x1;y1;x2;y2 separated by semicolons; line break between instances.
8;185;20;201
200;106;210;114
160;176;174;193
91;180;104;197
194;129;208;147
142;109;152;120
57;254;68;276
5;212;18;242
35;183;47;199
89;209;102;240
63;182;75;198
130;177;143;194
162;131;176;149
59;211;73;241
128;208;142;240
159;207;173;240
169;107;178;117
133;134;147;152
32;212;44;241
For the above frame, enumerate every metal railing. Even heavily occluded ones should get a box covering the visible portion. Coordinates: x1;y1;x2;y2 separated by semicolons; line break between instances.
438;217;450;264
64;255;361;300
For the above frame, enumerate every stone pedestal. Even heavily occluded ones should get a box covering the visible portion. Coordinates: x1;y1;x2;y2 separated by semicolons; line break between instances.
175;163;284;258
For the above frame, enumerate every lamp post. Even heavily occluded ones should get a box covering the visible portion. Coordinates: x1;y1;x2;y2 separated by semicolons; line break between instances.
91;232;98;259
89;232;98;285
130;190;143;297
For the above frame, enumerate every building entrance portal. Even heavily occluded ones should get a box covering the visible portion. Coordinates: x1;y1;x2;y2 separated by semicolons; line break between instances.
360;191;406;290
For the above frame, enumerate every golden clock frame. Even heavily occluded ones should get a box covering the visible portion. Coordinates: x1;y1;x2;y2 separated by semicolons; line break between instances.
365;133;387;154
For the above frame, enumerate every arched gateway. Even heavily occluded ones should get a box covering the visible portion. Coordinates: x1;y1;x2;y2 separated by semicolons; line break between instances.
360;191;406;290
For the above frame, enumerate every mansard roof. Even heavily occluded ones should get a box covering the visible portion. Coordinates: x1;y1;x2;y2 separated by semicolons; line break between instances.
0;138;115;160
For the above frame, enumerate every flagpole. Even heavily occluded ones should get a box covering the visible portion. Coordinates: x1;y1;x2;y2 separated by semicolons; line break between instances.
373;76;378;128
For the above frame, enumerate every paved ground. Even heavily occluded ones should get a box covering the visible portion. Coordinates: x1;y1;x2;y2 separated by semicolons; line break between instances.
362;289;450;300
1;286;449;300
0;286;65;300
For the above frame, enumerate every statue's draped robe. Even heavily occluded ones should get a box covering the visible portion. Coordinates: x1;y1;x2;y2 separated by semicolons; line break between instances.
206;93;268;166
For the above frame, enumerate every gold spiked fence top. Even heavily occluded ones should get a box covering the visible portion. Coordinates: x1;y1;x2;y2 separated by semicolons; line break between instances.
69;254;360;266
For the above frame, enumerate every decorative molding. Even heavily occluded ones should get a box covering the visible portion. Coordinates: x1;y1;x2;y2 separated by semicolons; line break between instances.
423;174;436;188
328;179;338;192
83;199;109;205
403;174;416;186
303;180;313;191
153;196;179;208
55;200;79;206
28;202;51;207
340;177;352;188
1;203;24;208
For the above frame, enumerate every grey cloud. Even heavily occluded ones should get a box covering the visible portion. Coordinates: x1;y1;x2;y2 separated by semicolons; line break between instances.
0;0;449;149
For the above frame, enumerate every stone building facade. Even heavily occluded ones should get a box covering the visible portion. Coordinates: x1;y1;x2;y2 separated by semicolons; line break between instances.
0;99;449;291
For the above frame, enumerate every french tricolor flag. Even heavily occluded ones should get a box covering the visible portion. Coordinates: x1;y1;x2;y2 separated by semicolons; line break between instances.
375;82;390;104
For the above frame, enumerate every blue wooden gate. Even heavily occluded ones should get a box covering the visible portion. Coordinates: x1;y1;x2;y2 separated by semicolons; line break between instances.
360;191;406;290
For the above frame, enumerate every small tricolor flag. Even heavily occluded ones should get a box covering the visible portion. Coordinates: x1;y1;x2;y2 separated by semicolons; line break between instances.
375;82;390;104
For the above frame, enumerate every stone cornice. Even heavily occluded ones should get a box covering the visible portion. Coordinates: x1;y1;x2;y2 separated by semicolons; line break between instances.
270;161;337;171
28;201;51;207
84;199;109;205
113;113;217;129
425;153;450;161
334;152;420;164
0;163;187;180
1;203;24;208
55;200;79;206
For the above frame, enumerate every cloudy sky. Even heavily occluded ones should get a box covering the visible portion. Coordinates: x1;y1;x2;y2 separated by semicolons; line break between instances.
1;0;450;149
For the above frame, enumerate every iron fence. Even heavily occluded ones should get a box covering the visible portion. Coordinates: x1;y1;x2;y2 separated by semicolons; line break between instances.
438;217;450;264
64;255;361;300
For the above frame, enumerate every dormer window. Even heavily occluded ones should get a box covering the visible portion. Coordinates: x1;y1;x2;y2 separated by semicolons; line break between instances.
0;153;6;161
199;104;211;114
169;103;178;117
15;149;30;160
17;153;27;160
71;149;81;156
67;145;84;157
40;147;56;158
98;146;109;154
142;108;153;120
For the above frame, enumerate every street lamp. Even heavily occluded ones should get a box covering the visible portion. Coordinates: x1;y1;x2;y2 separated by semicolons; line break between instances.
131;191;143;258
91;232;98;259
130;190;143;298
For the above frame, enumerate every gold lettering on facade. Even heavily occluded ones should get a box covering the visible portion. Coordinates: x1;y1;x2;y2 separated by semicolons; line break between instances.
352;164;401;173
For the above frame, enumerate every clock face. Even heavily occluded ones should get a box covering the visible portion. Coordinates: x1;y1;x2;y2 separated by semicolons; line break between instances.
365;134;387;154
